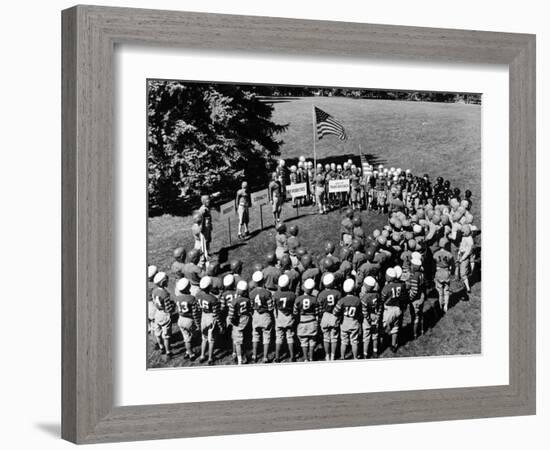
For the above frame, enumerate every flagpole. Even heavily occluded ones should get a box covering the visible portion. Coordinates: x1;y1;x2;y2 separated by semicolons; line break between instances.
312;104;317;170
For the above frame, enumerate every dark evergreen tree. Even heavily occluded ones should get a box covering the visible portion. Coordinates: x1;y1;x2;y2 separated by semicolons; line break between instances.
147;81;288;214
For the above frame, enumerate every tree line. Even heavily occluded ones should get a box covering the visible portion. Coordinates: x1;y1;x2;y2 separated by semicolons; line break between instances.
148;81;480;216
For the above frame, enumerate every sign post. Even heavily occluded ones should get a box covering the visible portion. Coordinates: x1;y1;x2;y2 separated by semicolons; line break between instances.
251;188;269;231
219;200;235;245
286;183;307;218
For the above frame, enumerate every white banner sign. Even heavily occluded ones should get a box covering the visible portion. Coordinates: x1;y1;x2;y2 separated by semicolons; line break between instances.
328;179;350;193
251;188;269;207
286;182;307;198
218;200;235;219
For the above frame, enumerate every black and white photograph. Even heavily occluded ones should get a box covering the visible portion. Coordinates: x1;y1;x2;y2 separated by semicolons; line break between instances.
147;80;481;368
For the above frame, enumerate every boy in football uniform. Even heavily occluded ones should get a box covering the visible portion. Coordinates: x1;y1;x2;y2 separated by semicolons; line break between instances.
220;274;236;358
147;265;159;342
206;262;223;296
351;239;367;273
318;273;342;361
333;279;362;360
340;209;354;247
280;254;301;294
273;274;297;362
407;254;426;339
174;278;200;360
433;238;455;313
196;276;223;365
300;254;321;290
249;271;275;363
183;249;203;296
229;259;244;285
294;278;321;362
356;249;381;291
151;272;176;360
361;276;383;358
399;239;417;282
274;223;288;262
381;268;405;352
235;181;251;239
170;247;186;280
262;252;282;293
228;280;252;365
457;224;474;293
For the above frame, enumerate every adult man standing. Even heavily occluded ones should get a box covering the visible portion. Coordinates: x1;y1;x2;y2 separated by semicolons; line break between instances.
268;172;283;224
235;181;251;240
314;164;327;215
198;195;213;254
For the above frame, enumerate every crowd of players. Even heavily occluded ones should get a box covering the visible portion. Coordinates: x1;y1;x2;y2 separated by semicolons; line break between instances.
148;160;479;365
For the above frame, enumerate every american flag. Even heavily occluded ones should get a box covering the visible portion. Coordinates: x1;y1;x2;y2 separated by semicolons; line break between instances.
314;106;347;141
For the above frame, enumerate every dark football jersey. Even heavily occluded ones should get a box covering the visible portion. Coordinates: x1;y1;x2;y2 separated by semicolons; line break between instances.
229;295;252;324
381;281;407;308
318;289;342;314
301;267;320;285
334;295;362;320
361;292;382;322
182;263;202;285
433;249;454;269
285;269;301;292
171;261;186;279
195;291;219;314
220;290;236;314
341;217;353;235
352;252;367;271
249;287;273;314
174;293;198;320
151;287;176;314
294;294;320;317
407;270;425;301
262;265;282;290
273;290;297;315
209;276;223;296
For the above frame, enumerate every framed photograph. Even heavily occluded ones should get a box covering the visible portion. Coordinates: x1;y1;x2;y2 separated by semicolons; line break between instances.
62;5;536;444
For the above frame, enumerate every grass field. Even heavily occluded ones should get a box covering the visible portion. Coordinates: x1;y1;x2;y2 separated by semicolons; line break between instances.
147;96;481;368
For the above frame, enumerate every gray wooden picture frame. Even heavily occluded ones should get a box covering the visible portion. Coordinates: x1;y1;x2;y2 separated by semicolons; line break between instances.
61;5;536;444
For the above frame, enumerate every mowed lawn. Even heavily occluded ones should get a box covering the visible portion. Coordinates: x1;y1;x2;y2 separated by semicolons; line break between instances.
148;97;481;368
